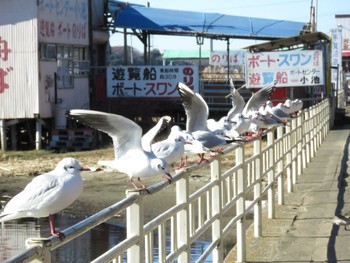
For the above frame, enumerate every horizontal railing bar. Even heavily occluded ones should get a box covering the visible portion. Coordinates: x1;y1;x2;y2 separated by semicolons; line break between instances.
4;246;42;263
165;244;187;263
188;180;218;202
50;194;140;250
190;215;218;243
90;235;139;263
144;203;186;234
223;213;243;237
195;238;220;263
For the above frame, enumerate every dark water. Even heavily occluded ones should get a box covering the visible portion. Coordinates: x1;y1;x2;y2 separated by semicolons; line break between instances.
0;215;212;262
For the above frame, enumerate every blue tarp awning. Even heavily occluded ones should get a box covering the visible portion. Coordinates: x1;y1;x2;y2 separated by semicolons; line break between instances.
109;1;308;40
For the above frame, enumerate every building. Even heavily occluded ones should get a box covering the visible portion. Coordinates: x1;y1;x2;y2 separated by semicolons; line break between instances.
0;0;109;150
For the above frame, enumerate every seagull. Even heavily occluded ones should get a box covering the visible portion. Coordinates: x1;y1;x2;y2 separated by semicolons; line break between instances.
0;157;87;239
150;125;187;168
284;99;303;115
177;82;232;164
332;215;350;230
169;125;210;168
69;110;172;191
207;78;246;140
265;101;292;122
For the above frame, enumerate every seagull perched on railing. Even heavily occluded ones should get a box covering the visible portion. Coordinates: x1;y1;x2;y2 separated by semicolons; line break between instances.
332;215;350;230
0;157;88;239
177;82;237;164
69;110;172;191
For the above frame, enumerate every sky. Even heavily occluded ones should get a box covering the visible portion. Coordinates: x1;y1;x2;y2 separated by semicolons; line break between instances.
109;0;350;53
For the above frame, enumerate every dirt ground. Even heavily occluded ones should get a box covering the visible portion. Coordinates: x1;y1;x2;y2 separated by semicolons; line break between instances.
0;147;236;224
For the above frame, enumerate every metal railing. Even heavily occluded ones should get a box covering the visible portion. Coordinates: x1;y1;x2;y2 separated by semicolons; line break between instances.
5;99;330;263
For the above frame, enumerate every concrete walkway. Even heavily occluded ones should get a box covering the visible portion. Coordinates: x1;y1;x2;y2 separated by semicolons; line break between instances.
225;114;350;262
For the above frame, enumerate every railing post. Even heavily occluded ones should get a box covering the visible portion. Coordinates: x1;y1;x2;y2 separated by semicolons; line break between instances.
304;109;311;165
291;118;297;185
277;126;284;205
310;107;315;159
126;191;144;263
285;120;293;192
297;113;303;176
25;238;51;263
253;139;262;237
267;130;275;219
210;157;223;262
235;143;246;263
176;175;190;262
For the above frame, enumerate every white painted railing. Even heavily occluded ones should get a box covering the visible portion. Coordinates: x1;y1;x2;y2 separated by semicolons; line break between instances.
4;99;330;263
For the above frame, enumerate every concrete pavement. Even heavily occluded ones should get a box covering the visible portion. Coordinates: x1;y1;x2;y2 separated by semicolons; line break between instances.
224;111;350;262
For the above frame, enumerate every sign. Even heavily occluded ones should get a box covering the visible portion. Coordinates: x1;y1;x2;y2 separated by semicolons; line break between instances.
107;65;198;97
38;0;88;45
209;50;245;66
245;50;324;88
330;28;342;88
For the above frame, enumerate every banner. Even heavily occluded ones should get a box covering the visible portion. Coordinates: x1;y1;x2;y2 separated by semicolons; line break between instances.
330;28;342;88
245;50;324;88
209;50;245;66
107;65;198;97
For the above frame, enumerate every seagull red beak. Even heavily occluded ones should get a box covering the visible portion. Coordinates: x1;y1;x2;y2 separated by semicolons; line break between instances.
80;167;91;171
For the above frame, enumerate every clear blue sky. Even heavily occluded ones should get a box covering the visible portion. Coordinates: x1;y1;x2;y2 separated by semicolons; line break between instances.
109;0;350;52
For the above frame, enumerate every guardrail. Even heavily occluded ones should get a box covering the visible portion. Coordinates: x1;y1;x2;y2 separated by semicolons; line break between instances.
4;99;330;263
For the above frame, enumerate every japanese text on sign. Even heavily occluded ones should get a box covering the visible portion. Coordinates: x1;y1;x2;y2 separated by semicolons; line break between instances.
331;28;342;87
0;36;13;94
107;66;199;97
38;0;88;42
209;50;245;66
245;50;324;88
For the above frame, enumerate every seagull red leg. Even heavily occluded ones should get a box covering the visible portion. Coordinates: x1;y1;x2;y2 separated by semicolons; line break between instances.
196;153;209;164
49;214;65;240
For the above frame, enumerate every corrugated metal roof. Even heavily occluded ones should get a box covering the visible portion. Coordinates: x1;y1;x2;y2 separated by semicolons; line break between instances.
162;50;210;59
109;1;308;40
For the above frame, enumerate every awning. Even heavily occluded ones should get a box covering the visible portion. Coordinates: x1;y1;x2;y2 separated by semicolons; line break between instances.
109;1;309;41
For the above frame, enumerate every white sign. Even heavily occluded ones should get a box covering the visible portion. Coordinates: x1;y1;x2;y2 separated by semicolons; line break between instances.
209;50;245;66
107;66;198;97
38;0;89;45
331;28;343;88
245;50;324;88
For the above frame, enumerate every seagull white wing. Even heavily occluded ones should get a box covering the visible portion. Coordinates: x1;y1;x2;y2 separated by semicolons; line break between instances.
226;78;246;120
141;116;171;152
242;81;276;117
177;82;209;133
69;109;143;159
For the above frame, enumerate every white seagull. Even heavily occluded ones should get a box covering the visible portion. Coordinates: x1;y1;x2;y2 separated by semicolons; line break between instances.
69;110;172;191
0;157;86;239
177;82;231;164
284;99;303;115
150;124;187;168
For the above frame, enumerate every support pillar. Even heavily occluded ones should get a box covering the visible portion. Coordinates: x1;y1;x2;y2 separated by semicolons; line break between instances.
0;119;7;151
35;119;42;150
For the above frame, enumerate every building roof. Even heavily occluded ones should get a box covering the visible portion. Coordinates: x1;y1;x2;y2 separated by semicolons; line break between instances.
243;31;330;52
109;1;309;41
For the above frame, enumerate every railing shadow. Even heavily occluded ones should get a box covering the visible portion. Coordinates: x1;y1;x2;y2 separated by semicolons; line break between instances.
327;130;350;261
